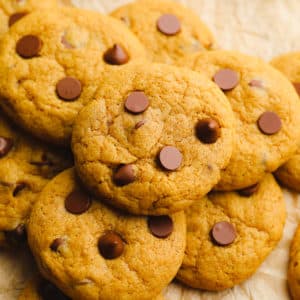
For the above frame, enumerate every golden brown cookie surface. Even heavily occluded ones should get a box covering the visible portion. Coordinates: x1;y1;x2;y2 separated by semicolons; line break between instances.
72;63;235;215
111;0;215;64
0;8;146;146
177;174;286;290
181;50;300;191
27;168;186;300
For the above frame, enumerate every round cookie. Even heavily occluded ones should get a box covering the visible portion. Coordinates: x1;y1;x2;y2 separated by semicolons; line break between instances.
0;111;72;247
288;223;300;300
71;63;235;215
180;50;300;191
27;168;185;300
177;174;286;291
270;52;300;192
111;0;215;64
0;8;147;146
0;0;59;38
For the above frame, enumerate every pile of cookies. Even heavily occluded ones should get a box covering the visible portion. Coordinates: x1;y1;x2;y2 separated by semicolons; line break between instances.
1;0;300;299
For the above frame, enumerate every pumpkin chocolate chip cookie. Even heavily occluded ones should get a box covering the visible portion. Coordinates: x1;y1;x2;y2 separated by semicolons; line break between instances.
0;8;146;146
0;0;59;38
111;0;216;64
27;168;185;300
0;111;72;247
270;52;300;192
288;223;300;300
177;174;286;290
180;50;300;191
71;63;235;215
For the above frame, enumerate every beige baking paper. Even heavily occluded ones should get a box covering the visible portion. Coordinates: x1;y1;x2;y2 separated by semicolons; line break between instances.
1;0;300;299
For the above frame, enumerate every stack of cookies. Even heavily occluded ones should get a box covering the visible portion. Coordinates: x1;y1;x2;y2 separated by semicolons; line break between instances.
1;0;300;299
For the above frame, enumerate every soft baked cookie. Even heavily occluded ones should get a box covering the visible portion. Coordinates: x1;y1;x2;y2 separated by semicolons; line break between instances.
19;276;71;300
0;111;72;247
180;50;300;191
111;0;215;64
27;168;185;300
0;0;59;38
18;276;165;300
288;223;300;300
0;8;146;146
71;63;235;215
270;52;300;192
177;174;286;290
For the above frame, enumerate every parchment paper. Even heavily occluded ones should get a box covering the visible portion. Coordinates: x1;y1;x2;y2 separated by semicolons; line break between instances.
1;1;300;299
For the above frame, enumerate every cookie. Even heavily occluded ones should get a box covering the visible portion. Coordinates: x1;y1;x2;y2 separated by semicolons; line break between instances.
0;111;72;247
19;276;71;300
0;0;59;38
177;174;286;291
0;8;147;146
270;52;300;191
71;63;235;215
111;0;215;64
180;50;300;191
27;168;186;300
288;223;300;300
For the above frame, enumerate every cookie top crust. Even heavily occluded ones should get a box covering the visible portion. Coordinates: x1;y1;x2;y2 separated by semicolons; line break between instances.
111;0;215;64
27;168;186;300
180;50;300;191
0;7;147;146
177;174;286;290
71;63;235;215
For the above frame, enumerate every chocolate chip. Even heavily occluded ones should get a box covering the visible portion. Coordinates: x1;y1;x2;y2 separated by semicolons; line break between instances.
8;12;28;27
16;35;42;58
249;79;264;88
213;69;239;91
211;221;236;246
56;77;82;101
238;183;259;197
4;224;27;245
293;82;300;96
196;118;221;144
103;44;129;65
113;164;135;186
257;111;282;135
125;91;149;114
65;189;91;214
50;238;65;252
159;146;182;171
0;137;13;158
148;216;173;238
98;231;124;259
135;120;146;129
13;182;27;197
157;14;181;36
38;279;70;300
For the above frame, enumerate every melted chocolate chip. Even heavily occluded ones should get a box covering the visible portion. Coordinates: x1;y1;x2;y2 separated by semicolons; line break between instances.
16;35;42;58
125;91;149;114
65;189;92;214
159;146;182;171
56;77;82;101
211;221;236;246
148;216;173;238
213;69;239;91
98;231;124;259
9;12;28;27
50;238;65;252
257;111;282;135
103;44;129;65
113;164;136;186
157;14;181;36
196;118;221;144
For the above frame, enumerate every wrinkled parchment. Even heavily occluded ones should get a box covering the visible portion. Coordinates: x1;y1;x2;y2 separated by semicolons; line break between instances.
1;1;300;299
